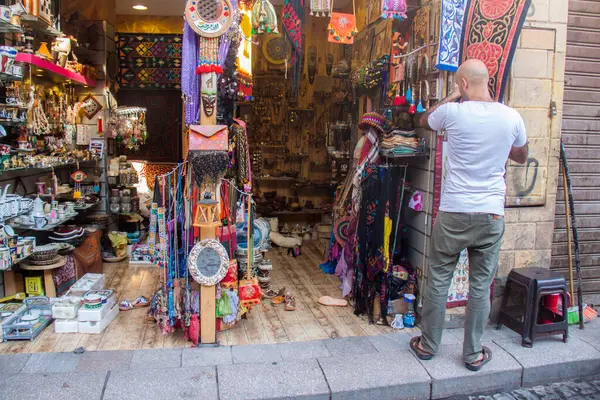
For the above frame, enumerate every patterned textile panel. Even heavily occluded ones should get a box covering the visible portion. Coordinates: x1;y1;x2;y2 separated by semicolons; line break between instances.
116;33;183;90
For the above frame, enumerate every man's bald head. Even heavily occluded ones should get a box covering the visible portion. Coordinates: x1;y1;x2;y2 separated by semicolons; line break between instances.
455;59;492;101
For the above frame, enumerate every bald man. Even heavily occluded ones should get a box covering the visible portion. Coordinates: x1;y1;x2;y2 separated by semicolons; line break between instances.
410;59;528;371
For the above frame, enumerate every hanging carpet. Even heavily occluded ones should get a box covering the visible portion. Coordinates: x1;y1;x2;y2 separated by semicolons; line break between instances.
459;0;531;102
116;33;183;90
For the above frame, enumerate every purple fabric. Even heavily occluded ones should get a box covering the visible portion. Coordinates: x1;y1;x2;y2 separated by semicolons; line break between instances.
182;20;200;124
218;0;238;70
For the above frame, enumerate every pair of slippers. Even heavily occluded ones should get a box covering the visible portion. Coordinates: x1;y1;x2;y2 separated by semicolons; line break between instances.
263;287;296;311
410;337;492;372
119;296;149;311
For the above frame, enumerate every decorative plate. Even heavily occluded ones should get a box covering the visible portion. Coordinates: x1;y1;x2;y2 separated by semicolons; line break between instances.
187;239;229;286
71;171;87;183
262;35;290;65
334;216;352;246
185;0;233;38
80;94;103;120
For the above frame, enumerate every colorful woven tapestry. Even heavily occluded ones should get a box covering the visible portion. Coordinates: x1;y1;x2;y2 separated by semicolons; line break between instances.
436;0;466;72
117;33;183;90
282;0;304;98
459;0;531;101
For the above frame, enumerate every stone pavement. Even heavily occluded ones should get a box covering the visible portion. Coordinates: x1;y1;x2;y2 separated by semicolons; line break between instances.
448;375;600;399
0;319;598;400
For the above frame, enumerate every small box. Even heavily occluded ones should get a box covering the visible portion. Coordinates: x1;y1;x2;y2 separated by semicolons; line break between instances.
77;294;116;322
25;276;44;297
78;304;118;334
54;318;79;333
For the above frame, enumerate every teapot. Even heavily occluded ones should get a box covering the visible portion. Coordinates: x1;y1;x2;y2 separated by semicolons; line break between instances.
32;195;45;217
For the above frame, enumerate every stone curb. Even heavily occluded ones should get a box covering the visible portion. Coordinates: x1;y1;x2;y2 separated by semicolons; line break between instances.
0;321;598;399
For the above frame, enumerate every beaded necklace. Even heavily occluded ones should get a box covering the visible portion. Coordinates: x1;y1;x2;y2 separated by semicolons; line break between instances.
197;37;223;75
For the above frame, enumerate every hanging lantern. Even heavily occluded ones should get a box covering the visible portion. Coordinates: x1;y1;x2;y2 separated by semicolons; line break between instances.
193;192;222;228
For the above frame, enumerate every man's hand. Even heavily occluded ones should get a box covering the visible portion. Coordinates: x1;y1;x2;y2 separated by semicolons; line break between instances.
509;143;529;164
419;85;461;130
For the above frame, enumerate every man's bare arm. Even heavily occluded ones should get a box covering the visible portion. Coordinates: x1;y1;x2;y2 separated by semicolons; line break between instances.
419;85;461;130
509;143;529;164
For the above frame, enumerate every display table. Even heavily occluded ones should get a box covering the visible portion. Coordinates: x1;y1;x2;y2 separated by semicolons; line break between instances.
20;256;66;298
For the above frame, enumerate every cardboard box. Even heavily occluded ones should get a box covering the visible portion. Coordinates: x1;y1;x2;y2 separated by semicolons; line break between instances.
373;298;409;317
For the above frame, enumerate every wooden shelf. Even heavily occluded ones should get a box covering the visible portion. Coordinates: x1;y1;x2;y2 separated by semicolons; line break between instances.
0;19;22;34
0;160;96;180
268;209;329;216
21;14;63;37
16;53;96;87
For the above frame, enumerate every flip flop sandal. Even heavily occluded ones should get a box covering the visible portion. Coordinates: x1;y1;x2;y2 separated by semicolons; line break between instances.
132;296;149;308
119;300;134;311
318;295;348;307
465;346;493;372
285;293;296;311
410;336;434;361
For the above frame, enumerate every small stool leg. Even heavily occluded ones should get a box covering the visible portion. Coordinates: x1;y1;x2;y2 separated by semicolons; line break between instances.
497;281;512;330
43;270;56;298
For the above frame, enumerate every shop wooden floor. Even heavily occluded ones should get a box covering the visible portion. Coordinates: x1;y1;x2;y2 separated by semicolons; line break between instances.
0;243;408;354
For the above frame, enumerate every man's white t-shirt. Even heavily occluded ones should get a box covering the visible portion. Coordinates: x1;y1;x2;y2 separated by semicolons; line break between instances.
428;101;527;216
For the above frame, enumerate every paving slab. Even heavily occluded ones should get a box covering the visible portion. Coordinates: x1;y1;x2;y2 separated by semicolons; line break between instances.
407;329;462;346
570;319;600;351
322;336;378;357
182;345;232;367
76;350;133;372
277;340;331;360
445;327;504;343
384;331;414;346
0;371;107;400
22;352;82;374
417;341;522;399
0;353;30;374
231;343;282;364
218;359;330;400
103;366;218;400
318;350;431;400
130;348;182;369
368;334;411;353
494;336;600;386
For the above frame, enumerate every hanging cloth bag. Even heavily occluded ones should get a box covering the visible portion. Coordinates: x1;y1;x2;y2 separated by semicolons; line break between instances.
238;194;261;308
188;125;229;151
328;0;358;44
219;182;239;290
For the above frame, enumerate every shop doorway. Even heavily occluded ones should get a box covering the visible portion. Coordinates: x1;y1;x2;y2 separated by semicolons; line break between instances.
116;89;183;163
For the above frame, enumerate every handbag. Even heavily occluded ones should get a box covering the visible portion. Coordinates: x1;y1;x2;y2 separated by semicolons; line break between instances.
220;181;239;290
238;193;261;308
328;0;358;44
188;125;229;151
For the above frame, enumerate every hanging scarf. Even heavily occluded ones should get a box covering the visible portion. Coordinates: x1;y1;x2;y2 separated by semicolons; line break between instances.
218;0;240;71
182;21;200;124
282;0;304;98
436;0;467;72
